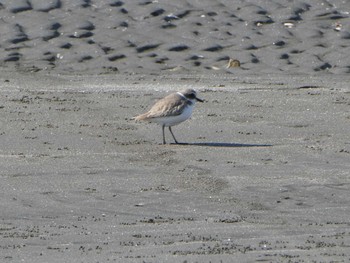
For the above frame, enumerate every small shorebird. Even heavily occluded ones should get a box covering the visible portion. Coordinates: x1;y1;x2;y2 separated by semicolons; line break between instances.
135;89;203;144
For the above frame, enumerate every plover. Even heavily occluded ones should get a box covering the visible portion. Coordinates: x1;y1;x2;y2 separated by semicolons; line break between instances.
135;89;203;144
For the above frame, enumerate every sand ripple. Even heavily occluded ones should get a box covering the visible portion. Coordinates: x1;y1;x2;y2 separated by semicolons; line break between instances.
0;0;349;74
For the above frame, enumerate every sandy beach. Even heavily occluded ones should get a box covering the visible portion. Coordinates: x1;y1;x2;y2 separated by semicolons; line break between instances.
1;72;349;262
1;1;350;262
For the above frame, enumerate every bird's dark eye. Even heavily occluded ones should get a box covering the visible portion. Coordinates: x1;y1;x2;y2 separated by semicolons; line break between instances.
187;93;196;99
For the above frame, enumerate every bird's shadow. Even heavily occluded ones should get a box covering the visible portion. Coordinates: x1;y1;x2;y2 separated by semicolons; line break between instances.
170;142;272;148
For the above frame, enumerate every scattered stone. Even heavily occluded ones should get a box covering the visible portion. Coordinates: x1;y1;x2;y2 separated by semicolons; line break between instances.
79;21;95;31
315;62;332;71
120;8;128;14
10;0;32;13
203;45;223;52
4;52;22;62
151;9;165;17
10;24;28;44
274;40;286;47
280;53;289;59
110;1;124;7
161;24;176;29
42;31;60;41
69;31;93;38
81;0;91;8
136;44;160;53
168;45;189;52
49;22;62;31
119;21;128;28
164;14;179;22
60;43;72;49
108;54;126;61
31;0;61;12
79;55;93;62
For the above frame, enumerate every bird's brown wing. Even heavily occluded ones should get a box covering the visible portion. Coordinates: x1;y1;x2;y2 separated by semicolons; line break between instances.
135;93;188;120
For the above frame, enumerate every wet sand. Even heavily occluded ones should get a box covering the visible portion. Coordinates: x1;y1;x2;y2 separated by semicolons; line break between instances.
1;72;350;262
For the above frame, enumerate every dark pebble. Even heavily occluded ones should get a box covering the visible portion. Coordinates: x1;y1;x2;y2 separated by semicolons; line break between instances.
120;8;128;14
330;15;347;20
251;57;260;63
37;0;62;12
79;21;95;31
45;55;56;62
288;15;302;21
11;36;28;44
257;9;268;15
280;53;289;59
274;41;286;47
245;45;258;50
11;3;32;13
187;55;203;60
290;49;303;54
155;57;169;64
60;43;72;49
317;63;332;71
128;41;136;47
49;22;61;30
108;54;126;61
101;46;113;54
316;12;332;18
139;1;152;5
151;9;165;17
161;24;176;29
254;18;274;25
81;0;91;8
4;52;22;62
168;45;189;52
120;21;128;27
69;31;93;38
5;56;20;62
136;44;160;53
79;55;93;62
103;66;118;72
203;45;223;52
110;1;124;7
216;56;230;61
207;12;217;16
164;15;178;22
177;10;191;18
43;31;60;41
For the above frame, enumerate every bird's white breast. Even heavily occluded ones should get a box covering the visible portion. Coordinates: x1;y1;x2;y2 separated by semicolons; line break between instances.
153;104;194;127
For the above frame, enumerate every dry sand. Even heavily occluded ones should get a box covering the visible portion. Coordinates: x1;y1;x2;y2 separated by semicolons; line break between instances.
1;1;350;262
1;72;350;262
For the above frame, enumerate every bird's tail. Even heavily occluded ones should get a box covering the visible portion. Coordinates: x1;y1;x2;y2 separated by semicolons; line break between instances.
133;113;148;121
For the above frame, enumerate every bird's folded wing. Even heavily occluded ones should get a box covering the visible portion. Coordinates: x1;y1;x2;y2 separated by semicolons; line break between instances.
148;100;187;118
144;94;188;118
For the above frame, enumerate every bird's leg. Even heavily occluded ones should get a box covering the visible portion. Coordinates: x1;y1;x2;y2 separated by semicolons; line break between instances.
168;126;179;144
162;125;166;144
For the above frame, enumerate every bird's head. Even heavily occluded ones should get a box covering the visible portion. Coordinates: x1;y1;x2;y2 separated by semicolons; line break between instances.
180;89;204;103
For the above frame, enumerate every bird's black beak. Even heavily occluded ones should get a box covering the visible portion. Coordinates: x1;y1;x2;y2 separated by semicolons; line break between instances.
196;97;204;102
